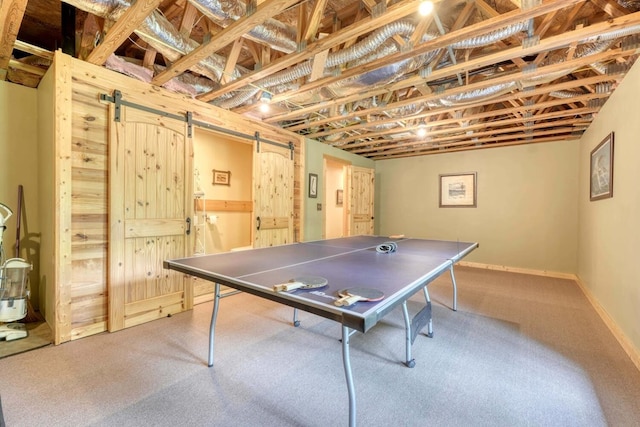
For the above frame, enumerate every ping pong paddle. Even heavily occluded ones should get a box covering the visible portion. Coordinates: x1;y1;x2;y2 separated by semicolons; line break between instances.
334;287;385;307
273;276;328;292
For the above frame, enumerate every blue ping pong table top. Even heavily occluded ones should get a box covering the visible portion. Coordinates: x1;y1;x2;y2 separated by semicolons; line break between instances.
164;236;478;332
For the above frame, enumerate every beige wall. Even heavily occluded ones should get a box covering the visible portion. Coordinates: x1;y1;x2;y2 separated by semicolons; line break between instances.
577;59;640;357
375;140;579;274
193;129;253;253
304;138;374;240
0;80;41;307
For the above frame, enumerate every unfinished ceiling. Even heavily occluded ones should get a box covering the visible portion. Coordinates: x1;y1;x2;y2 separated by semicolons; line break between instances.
4;0;640;159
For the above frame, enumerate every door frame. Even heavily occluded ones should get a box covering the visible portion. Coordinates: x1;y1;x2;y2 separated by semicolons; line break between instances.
322;155;351;239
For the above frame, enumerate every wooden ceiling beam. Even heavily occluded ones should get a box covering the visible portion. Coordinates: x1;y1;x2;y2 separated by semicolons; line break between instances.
0;0;28;79
287;46;628;135
346;108;593;153
152;0;302;86
197;0;421;102
275;13;640;130
302;0;329;42
179;2;200;37
309;76;612;142
220;38;244;85
351;117;589;154
316;91;599;143
369;134;580;160
270;0;588;107
77;13;103;61
356;126;584;157
13;40;53;60
590;0;628;17
87;0;162;65
473;0;526;68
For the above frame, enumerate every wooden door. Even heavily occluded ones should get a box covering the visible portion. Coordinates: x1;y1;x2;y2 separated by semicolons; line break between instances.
253;142;294;247
348;166;375;236
109;105;193;331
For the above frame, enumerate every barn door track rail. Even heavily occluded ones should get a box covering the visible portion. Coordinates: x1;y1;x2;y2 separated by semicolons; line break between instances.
100;90;294;155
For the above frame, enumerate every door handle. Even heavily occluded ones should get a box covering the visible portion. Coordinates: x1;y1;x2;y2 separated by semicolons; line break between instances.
256;216;261;230
186;217;191;235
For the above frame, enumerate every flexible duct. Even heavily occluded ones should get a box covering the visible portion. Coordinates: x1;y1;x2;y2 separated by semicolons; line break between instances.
215;20;433;108
65;0;245;84
549;90;586;98
618;0;640;11
188;0;297;53
68;0;640;129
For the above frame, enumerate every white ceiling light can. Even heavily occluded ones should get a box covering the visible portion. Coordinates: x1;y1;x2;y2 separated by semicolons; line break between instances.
419;1;434;16
416;121;427;137
259;92;272;113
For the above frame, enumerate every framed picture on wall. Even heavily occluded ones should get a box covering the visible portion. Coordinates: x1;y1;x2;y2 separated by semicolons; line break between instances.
212;169;231;185
439;172;477;208
336;189;344;206
590;132;614;201
308;173;318;198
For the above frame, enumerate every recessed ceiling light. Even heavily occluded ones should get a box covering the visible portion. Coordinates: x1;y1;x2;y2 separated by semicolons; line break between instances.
418;1;434;16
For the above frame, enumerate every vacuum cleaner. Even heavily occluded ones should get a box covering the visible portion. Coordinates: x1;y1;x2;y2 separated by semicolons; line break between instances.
0;203;32;341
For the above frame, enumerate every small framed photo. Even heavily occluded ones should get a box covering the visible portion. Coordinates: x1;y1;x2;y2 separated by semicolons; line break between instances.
439;172;477;208
212;169;231;186
336;189;344;206
590;132;614;201
308;173;318;198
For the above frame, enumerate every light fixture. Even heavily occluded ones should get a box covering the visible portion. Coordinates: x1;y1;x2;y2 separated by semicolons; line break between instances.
418;0;434;16
259;91;272;113
416;120;427;137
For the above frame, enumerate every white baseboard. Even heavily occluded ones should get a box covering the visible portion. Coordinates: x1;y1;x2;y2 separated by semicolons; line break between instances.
459;261;640;373
574;276;640;373
458;261;577;280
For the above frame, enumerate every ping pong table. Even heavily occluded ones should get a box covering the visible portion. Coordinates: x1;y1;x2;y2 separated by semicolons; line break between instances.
164;236;478;426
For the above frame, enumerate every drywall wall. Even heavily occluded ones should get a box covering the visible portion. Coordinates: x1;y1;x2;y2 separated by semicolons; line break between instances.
304;138;374;241
0;80;40;307
193;129;253;253
577;58;640;359
375;140;579;274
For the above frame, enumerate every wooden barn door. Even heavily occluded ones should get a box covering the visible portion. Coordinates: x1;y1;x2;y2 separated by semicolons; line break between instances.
253;142;294;247
109;105;193;332
348;166;375;236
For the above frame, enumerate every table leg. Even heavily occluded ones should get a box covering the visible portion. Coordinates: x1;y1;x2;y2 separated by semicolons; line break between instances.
449;264;458;311
208;282;221;367
341;325;356;427
422;288;433;337
293;308;300;327
401;301;416;368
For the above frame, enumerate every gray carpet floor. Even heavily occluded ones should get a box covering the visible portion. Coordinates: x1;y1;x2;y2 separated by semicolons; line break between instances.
1;267;639;426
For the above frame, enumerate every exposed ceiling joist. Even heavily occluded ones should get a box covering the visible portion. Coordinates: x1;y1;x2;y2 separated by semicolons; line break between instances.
7;0;640;158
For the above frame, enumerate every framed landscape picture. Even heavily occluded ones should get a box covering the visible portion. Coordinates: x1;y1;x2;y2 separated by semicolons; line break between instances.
212;169;231;185
439;172;477;208
590;132;614;201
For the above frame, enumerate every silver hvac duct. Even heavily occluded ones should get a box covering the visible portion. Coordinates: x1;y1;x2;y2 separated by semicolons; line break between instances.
348;24;640;139
69;0;533;111
189;0;297;53
68;0;640;127
216;20;533;108
65;0;245;84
